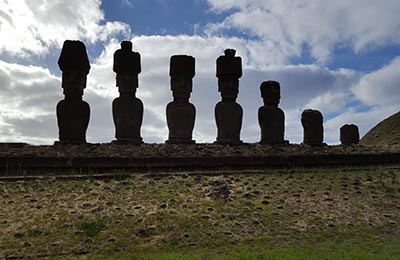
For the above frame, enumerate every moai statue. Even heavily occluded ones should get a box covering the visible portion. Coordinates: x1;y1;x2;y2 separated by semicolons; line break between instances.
214;49;243;145
258;80;286;144
340;124;359;145
112;41;144;144
56;40;91;144
166;55;196;144
301;109;324;146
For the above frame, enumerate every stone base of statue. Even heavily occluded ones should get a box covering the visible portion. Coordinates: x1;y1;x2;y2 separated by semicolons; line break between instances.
56;98;90;144
112;95;143;144
166;102;196;144
302;141;327;147
165;138;195;144
111;139;143;145
259;140;290;145
215;101;243;145
214;139;243;145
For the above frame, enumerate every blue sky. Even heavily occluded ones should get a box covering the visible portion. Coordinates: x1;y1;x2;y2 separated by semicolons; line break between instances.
0;0;399;144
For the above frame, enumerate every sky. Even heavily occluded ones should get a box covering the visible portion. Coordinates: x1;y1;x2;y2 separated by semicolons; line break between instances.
0;0;399;145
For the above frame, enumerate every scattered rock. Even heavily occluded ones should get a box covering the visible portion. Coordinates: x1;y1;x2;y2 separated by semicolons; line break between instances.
182;233;190;239
22;241;32;247
14;233;25;239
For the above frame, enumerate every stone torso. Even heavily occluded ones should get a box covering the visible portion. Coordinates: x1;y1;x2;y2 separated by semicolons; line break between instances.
166;101;195;143
258;105;285;144
112;96;143;143
215;101;243;144
56;98;90;144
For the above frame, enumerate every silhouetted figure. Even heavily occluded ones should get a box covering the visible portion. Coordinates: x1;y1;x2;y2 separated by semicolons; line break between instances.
56;40;90;144
166;55;196;144
258;80;286;144
301;109;324;146
214;49;243;145
340;124;359;145
112;41;143;144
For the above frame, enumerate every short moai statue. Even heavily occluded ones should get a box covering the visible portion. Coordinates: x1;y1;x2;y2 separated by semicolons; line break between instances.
56;40;91;144
301;109;324;146
112;41;144;144
340;124;359;145
258;80;286;144
214;49;243;145
166;55;196;144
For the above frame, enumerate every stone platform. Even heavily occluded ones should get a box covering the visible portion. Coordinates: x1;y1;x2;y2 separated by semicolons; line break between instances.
0;143;399;173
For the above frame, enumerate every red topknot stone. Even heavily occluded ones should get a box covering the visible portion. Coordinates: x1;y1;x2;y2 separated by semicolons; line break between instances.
58;40;90;74
216;49;242;78
113;41;141;74
169;55;195;78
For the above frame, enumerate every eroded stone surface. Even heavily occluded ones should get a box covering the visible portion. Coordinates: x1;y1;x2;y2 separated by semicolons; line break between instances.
340;124;360;145
301;109;324;146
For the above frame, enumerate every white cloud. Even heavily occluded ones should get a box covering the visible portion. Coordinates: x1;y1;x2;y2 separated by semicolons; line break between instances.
0;60;60;144
352;56;400;106
0;0;130;57
206;0;400;63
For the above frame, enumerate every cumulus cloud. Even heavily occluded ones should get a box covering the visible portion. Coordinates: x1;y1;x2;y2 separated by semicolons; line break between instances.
0;61;59;144
352;56;400;106
206;0;400;63
0;0;130;57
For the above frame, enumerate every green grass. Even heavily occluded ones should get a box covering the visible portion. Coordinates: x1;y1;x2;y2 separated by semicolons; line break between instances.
1;166;399;259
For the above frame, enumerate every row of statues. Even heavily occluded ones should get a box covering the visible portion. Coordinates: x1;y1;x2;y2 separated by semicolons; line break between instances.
55;40;360;146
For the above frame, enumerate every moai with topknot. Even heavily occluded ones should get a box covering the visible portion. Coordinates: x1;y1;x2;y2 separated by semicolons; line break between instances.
112;41;143;144
258;80;286;144
214;49;243;144
166;55;196;144
340;124;359;146
56;40;91;144
301;109;324;146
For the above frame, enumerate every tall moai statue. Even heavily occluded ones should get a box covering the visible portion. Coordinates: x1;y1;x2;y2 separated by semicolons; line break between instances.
301;109;324;146
56;40;91;144
214;49;243;145
112;41;144;144
166;55;196;144
340;124;359;145
258;80;286;144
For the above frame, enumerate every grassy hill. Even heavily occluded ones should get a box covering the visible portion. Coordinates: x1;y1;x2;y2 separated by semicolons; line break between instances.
1;166;399;259
360;111;400;146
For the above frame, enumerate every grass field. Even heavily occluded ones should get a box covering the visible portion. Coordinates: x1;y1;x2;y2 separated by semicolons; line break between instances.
1;166;399;259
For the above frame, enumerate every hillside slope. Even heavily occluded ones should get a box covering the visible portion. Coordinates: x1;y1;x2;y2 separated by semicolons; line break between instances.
360;111;400;145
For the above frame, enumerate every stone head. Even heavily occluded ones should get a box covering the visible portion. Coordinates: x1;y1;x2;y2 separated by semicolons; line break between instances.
113;41;141;92
301;109;323;128
260;80;281;106
58;40;90;94
169;55;195;99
